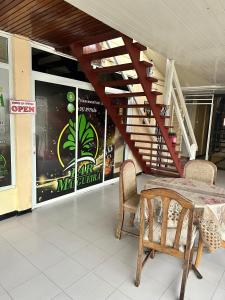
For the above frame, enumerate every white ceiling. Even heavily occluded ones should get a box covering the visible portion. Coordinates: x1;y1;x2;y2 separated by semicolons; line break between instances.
66;0;225;87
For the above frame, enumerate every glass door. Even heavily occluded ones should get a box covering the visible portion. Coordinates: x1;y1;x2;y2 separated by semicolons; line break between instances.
34;79;77;205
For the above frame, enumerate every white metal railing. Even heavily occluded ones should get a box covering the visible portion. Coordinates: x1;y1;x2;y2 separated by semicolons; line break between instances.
164;59;198;160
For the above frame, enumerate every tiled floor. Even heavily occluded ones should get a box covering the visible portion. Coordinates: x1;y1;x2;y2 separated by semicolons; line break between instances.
0;171;225;300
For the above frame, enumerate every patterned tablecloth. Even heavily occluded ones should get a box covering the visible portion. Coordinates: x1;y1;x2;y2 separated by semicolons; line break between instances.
143;177;225;252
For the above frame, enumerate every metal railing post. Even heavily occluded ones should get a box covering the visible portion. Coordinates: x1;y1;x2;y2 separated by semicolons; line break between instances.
164;59;174;106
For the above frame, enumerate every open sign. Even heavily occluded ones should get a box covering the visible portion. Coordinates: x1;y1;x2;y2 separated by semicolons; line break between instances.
10;100;36;114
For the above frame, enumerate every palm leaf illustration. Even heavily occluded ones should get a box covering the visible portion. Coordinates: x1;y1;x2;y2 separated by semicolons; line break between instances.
63;114;96;160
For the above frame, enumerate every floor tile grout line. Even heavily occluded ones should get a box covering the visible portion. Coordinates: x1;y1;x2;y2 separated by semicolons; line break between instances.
210;268;225;299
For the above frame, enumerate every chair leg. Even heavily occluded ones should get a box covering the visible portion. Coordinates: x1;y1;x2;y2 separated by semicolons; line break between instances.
194;236;203;268
179;259;189;300
150;250;155;259
116;211;124;239
188;246;194;273
129;212;135;226
135;242;144;287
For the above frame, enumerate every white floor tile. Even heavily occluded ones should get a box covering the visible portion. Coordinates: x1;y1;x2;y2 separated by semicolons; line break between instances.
53;293;72;300
40;226;88;255
159;279;191;300
93;234;132;256
107;290;132;300
44;258;88;289
71;244;109;270
185;272;216;300
72;223;113;242
0;257;40;291
0;286;7;297
65;273;114;300
197;258;224;285
218;270;225;290
142;254;180;288
94;257;133;288
10;236;51;257
26;243;66;270
201;249;225;269
212;287;225;300
119;274;167;300
0;244;24;269
0;217;20;233
113;242;139;269
0;172;224;300
9;274;61;300
0;293;12;300
0;225;36;244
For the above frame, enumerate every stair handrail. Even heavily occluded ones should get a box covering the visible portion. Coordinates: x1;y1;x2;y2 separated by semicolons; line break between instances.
164;59;198;160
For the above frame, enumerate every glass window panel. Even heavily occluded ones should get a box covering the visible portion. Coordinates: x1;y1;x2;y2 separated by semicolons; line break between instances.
0;37;8;64
0;68;11;187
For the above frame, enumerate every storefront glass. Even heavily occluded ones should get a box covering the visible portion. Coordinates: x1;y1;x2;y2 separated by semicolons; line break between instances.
0;37;8;64
0;67;12;188
35;81;76;203
77;88;105;190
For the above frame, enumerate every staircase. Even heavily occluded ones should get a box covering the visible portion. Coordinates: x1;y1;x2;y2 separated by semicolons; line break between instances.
70;33;183;177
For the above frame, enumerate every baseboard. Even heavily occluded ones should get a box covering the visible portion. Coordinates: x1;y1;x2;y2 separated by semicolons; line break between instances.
0;208;32;221
0;211;17;221
17;208;32;216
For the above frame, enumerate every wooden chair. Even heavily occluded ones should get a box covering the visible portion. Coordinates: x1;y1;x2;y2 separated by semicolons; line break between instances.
136;188;199;300
184;160;217;268
116;160;140;239
184;160;217;185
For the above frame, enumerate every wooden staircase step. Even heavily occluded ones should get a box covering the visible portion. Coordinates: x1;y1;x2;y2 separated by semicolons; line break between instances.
124;123;173;128
93;60;152;75
115;104;155;108
108;92;145;98
148;168;180;177
133;139;180;147
121;115;170;118
146;165;178;173
83;45;128;60
93;63;134;74
137;146;180;153
129;132;166;137
142;154;173;160
144;159;175;166
133;42;147;51
108;91;162;98
102;77;157;87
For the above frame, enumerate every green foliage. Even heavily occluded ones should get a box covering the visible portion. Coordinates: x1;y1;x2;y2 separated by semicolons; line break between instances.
63;114;96;158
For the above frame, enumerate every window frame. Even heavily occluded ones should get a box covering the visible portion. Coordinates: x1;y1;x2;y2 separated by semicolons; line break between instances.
0;30;16;191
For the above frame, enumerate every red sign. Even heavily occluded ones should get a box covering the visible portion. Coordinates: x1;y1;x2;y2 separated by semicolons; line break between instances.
10;100;36;114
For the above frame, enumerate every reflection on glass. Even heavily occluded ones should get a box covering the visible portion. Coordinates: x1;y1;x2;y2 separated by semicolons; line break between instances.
35;81;76;203
0;68;11;187
0;37;8;64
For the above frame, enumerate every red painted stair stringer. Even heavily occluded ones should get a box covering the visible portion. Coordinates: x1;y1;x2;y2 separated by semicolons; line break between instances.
122;36;183;176
70;42;147;173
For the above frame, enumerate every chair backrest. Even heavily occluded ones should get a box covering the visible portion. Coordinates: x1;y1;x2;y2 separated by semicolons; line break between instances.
184;160;217;185
140;188;195;258
119;160;137;205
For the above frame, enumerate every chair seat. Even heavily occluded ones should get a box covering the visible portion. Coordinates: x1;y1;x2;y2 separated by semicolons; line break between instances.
144;220;197;252
124;194;140;211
